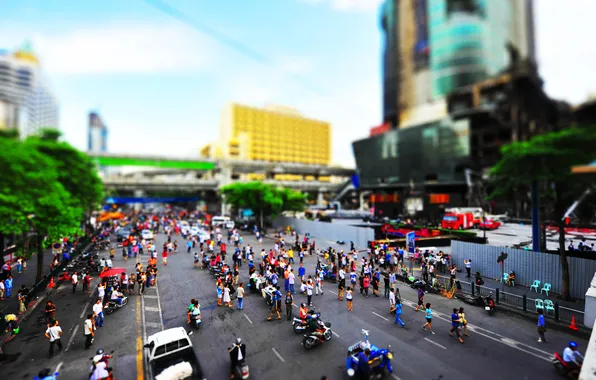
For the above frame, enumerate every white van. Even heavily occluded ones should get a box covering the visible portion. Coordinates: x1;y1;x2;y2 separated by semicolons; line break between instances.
211;216;230;228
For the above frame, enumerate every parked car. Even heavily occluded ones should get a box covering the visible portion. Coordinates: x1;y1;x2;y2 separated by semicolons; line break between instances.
116;227;132;242
478;219;501;230
141;229;154;240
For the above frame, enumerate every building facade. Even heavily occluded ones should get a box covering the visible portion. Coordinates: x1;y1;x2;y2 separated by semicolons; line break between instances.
88;112;108;153
380;0;535;129
219;103;331;165
0;42;58;136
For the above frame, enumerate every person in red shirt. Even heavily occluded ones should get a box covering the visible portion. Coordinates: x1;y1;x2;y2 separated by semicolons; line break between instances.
162;250;168;266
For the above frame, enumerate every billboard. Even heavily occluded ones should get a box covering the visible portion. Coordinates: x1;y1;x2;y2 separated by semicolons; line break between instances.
352;118;471;188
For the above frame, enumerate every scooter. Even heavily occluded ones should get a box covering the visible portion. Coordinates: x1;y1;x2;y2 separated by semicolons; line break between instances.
292;311;320;334
190;314;202;330
485;293;495;316
552;352;581;379
302;319;332;350
104;296;129;315
232;358;250;379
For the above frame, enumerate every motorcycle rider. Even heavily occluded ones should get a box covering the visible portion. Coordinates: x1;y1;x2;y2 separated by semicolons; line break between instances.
110;287;125;305
355;347;371;379
188;301;201;324
299;303;309;321
228;337;246;379
563;341;584;378
34;368;57;380
90;348;113;380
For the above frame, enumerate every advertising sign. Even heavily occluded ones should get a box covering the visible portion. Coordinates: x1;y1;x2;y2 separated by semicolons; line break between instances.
406;231;416;253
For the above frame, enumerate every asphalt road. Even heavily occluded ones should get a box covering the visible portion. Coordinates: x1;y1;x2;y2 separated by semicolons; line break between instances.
155;232;587;380
2;229;589;380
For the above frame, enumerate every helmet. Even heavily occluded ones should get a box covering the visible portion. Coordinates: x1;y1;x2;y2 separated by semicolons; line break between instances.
300;302;306;308
569;341;578;348
96;348;104;355
235;338;242;345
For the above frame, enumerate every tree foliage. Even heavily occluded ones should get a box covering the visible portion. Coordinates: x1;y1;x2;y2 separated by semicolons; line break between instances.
489;125;596;299
27;128;104;218
221;182;306;228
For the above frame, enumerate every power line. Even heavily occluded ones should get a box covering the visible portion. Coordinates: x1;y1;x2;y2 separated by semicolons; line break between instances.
144;0;329;97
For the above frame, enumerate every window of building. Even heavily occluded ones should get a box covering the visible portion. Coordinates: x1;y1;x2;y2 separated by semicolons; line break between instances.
446;0;485;17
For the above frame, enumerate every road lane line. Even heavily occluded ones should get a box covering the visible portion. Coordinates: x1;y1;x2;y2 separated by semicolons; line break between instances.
244;314;253;324
329;290;338;295
372;312;389;321
391;374;402;380
65;325;79;352
424;338;447;350
136;295;144;380
79;302;90;319
144;306;160;312
145;322;162;328
272;347;286;363
154;282;165;331
55;362;64;374
332;331;340;338
143;295;158;299
401;301;551;361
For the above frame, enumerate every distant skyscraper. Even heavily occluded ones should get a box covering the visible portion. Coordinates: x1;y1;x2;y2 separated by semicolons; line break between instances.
88;112;108;153
0;41;58;136
380;0;535;128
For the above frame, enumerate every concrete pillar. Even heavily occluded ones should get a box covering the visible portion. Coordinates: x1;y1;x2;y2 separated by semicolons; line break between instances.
217;164;232;216
133;189;144;212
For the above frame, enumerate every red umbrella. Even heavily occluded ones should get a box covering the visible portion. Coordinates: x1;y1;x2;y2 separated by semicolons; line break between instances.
99;268;127;278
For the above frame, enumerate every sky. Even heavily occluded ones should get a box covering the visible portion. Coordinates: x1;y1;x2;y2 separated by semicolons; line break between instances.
1;0;595;168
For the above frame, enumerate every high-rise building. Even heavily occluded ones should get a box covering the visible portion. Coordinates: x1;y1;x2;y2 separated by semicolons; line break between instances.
88;112;108;153
218;103;331;165
380;0;535;128
0;42;58;136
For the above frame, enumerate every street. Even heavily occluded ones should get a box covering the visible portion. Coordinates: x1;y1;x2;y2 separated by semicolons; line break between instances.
1;230;589;380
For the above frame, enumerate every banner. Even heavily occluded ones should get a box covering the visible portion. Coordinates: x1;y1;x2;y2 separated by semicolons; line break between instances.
406;231;416;253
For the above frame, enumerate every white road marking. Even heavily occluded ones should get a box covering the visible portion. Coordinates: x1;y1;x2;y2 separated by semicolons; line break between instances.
401;301;551;361
154;284;165;330
143;295;158;299
329;290;338;295
272;347;285;363
65;325;79;352
145;322;162;328
244;314;253;324
332;331;340;338
144;306;160;312
391;374;403;380
55;362;63;373
424;337;447;350
79;302;90;319
141;292;147;343
372;312;389;321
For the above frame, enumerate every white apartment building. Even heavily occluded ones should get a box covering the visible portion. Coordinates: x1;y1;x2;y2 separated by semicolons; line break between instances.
0;43;58;136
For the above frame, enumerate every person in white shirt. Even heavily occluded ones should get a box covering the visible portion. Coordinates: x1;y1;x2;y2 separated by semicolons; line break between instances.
105;258;113;269
97;283;106;303
288;270;295;294
111;288;124;305
84;313;95;349
71;272;79;294
389;288;397;313
89;360;110;380
93;299;104;327
45;319;63;357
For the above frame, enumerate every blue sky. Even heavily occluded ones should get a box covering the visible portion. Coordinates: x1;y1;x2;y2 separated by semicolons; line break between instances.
1;0;595;166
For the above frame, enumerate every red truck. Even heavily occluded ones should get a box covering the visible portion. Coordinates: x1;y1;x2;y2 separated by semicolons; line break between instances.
441;212;479;230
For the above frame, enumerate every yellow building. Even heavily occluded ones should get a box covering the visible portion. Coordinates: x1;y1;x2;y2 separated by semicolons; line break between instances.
219;103;331;165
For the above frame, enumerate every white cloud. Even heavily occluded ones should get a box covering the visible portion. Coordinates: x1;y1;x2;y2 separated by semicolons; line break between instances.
7;23;218;75
298;0;383;12
535;0;596;105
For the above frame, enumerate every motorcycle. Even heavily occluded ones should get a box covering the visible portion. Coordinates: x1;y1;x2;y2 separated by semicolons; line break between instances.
232;358;250;379
292;310;320;334
104;296;129;315
346;330;394;379
485;293;495;315
552;352;581;379
320;264;337;283
301;318;332;350
190;314;202;330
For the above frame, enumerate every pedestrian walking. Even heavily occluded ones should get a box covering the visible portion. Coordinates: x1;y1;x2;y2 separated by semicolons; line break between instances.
71;272;79;293
17;290;26;314
464;259;472;278
383;273;390;298
84;313;94;349
394;299;405;327
389;288;396;314
306;277;313;306
16;257;23;273
415;288;424;312
458;307;469;336
223;284;232;308
449;308;464;343
97;283;105;303
537;310;547;343
346;287;353;311
285;291;294;321
422;303;435;334
45;319;63;357
93;299;104;327
237;283;245;310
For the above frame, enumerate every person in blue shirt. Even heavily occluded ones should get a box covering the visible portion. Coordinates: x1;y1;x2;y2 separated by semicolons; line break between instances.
537;310;547;343
298;264;306;282
563;341;583;376
267;286;282;320
394;299;405;327
356;348;371;379
449;308;463;343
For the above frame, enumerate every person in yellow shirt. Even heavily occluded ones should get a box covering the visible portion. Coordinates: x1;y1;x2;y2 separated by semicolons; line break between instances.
288;249;294;264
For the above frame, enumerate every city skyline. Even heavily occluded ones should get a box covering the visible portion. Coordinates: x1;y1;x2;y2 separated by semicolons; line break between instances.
1;0;594;166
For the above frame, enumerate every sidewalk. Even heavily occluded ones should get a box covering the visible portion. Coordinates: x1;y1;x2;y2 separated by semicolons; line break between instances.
1;248;55;315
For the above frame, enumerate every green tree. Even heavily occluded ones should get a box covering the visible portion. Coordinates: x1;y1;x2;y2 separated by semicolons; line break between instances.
0;137;81;281
27;128;104;221
221;182;306;229
489;126;596;299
